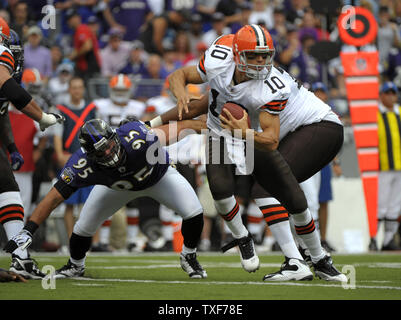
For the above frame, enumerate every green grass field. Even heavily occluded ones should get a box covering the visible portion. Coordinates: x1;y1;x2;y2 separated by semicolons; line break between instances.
1;252;400;301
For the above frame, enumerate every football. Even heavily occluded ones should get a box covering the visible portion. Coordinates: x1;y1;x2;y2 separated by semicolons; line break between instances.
221;102;251;128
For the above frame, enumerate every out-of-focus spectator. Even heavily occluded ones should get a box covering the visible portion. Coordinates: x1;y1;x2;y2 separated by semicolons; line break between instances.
139;0;197;55
286;31;322;87
298;9;319;42
48;62;75;105
278;24;300;67
269;6;290;58
23;26;52;83
248;0;274;30
378;6;401;76
9;1;29;39
215;0;247;29
54;0;99;35
53;76;96;238
100;27;132;77
174;30;195;65
284;0;309;27
188;13;205;53
371;81;401;251
160;40;183;78
202;12;231;47
197;0;219;23
66;8;101;83
134;54;164;101
119;40;148;76
0;9;10;24
229;1;252;33
50;45;64;77
102;0;154;41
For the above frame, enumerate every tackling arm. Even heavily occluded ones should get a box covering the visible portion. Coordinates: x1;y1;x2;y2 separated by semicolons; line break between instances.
27;187;65;227
153;119;207;146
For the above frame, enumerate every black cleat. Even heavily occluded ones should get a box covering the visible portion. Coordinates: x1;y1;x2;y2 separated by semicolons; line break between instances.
9;254;45;280
54;259;85;279
222;234;259;273
313;255;347;282
180;252;207;279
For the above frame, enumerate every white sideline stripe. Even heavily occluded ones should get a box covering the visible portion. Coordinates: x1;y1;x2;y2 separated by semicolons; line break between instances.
73;277;401;291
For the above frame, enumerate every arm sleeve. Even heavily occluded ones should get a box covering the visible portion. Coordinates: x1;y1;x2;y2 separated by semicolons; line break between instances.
53;179;77;200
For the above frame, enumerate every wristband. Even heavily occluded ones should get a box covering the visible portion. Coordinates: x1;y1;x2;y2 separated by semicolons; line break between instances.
149;116;163;128
23;220;39;235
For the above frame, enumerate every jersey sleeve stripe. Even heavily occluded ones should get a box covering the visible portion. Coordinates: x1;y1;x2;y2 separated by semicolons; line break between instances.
0;59;14;71
261;100;288;111
1;52;14;64
198;55;206;75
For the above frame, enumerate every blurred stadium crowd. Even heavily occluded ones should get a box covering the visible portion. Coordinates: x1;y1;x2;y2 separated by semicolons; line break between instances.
0;0;401;253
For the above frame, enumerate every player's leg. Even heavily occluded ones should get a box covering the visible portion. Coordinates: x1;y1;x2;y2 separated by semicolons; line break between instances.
0;150;44;279
206;136;259;272
380;171;401;250
125;199;141;252
55;185;133;278
148;166;206;278
277;121;346;281
250;183;313;281
206;164;260;272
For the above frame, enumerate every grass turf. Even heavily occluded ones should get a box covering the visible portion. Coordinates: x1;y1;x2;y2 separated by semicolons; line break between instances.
0;252;400;301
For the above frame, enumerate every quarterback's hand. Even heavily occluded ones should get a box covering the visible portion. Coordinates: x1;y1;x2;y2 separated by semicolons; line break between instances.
10;151;24;171
4;229;33;253
177;92;190;121
39;112;65;131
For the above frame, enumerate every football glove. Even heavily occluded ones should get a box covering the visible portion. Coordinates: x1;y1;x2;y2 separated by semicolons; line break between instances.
10;151;24;171
4;229;33;253
39;112;65;131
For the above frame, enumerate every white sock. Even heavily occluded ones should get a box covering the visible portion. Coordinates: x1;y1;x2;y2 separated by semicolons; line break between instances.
291;209;325;263
254;198;303;260
215;197;248;239
3;220;29;258
70;257;86;268
181;244;196;256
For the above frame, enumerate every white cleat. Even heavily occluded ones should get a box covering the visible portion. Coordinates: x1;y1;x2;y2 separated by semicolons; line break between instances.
263;257;313;281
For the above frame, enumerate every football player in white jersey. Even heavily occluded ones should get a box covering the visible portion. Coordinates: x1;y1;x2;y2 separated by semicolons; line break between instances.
92;74;146;251
162;24;346;282
0;18;63;280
